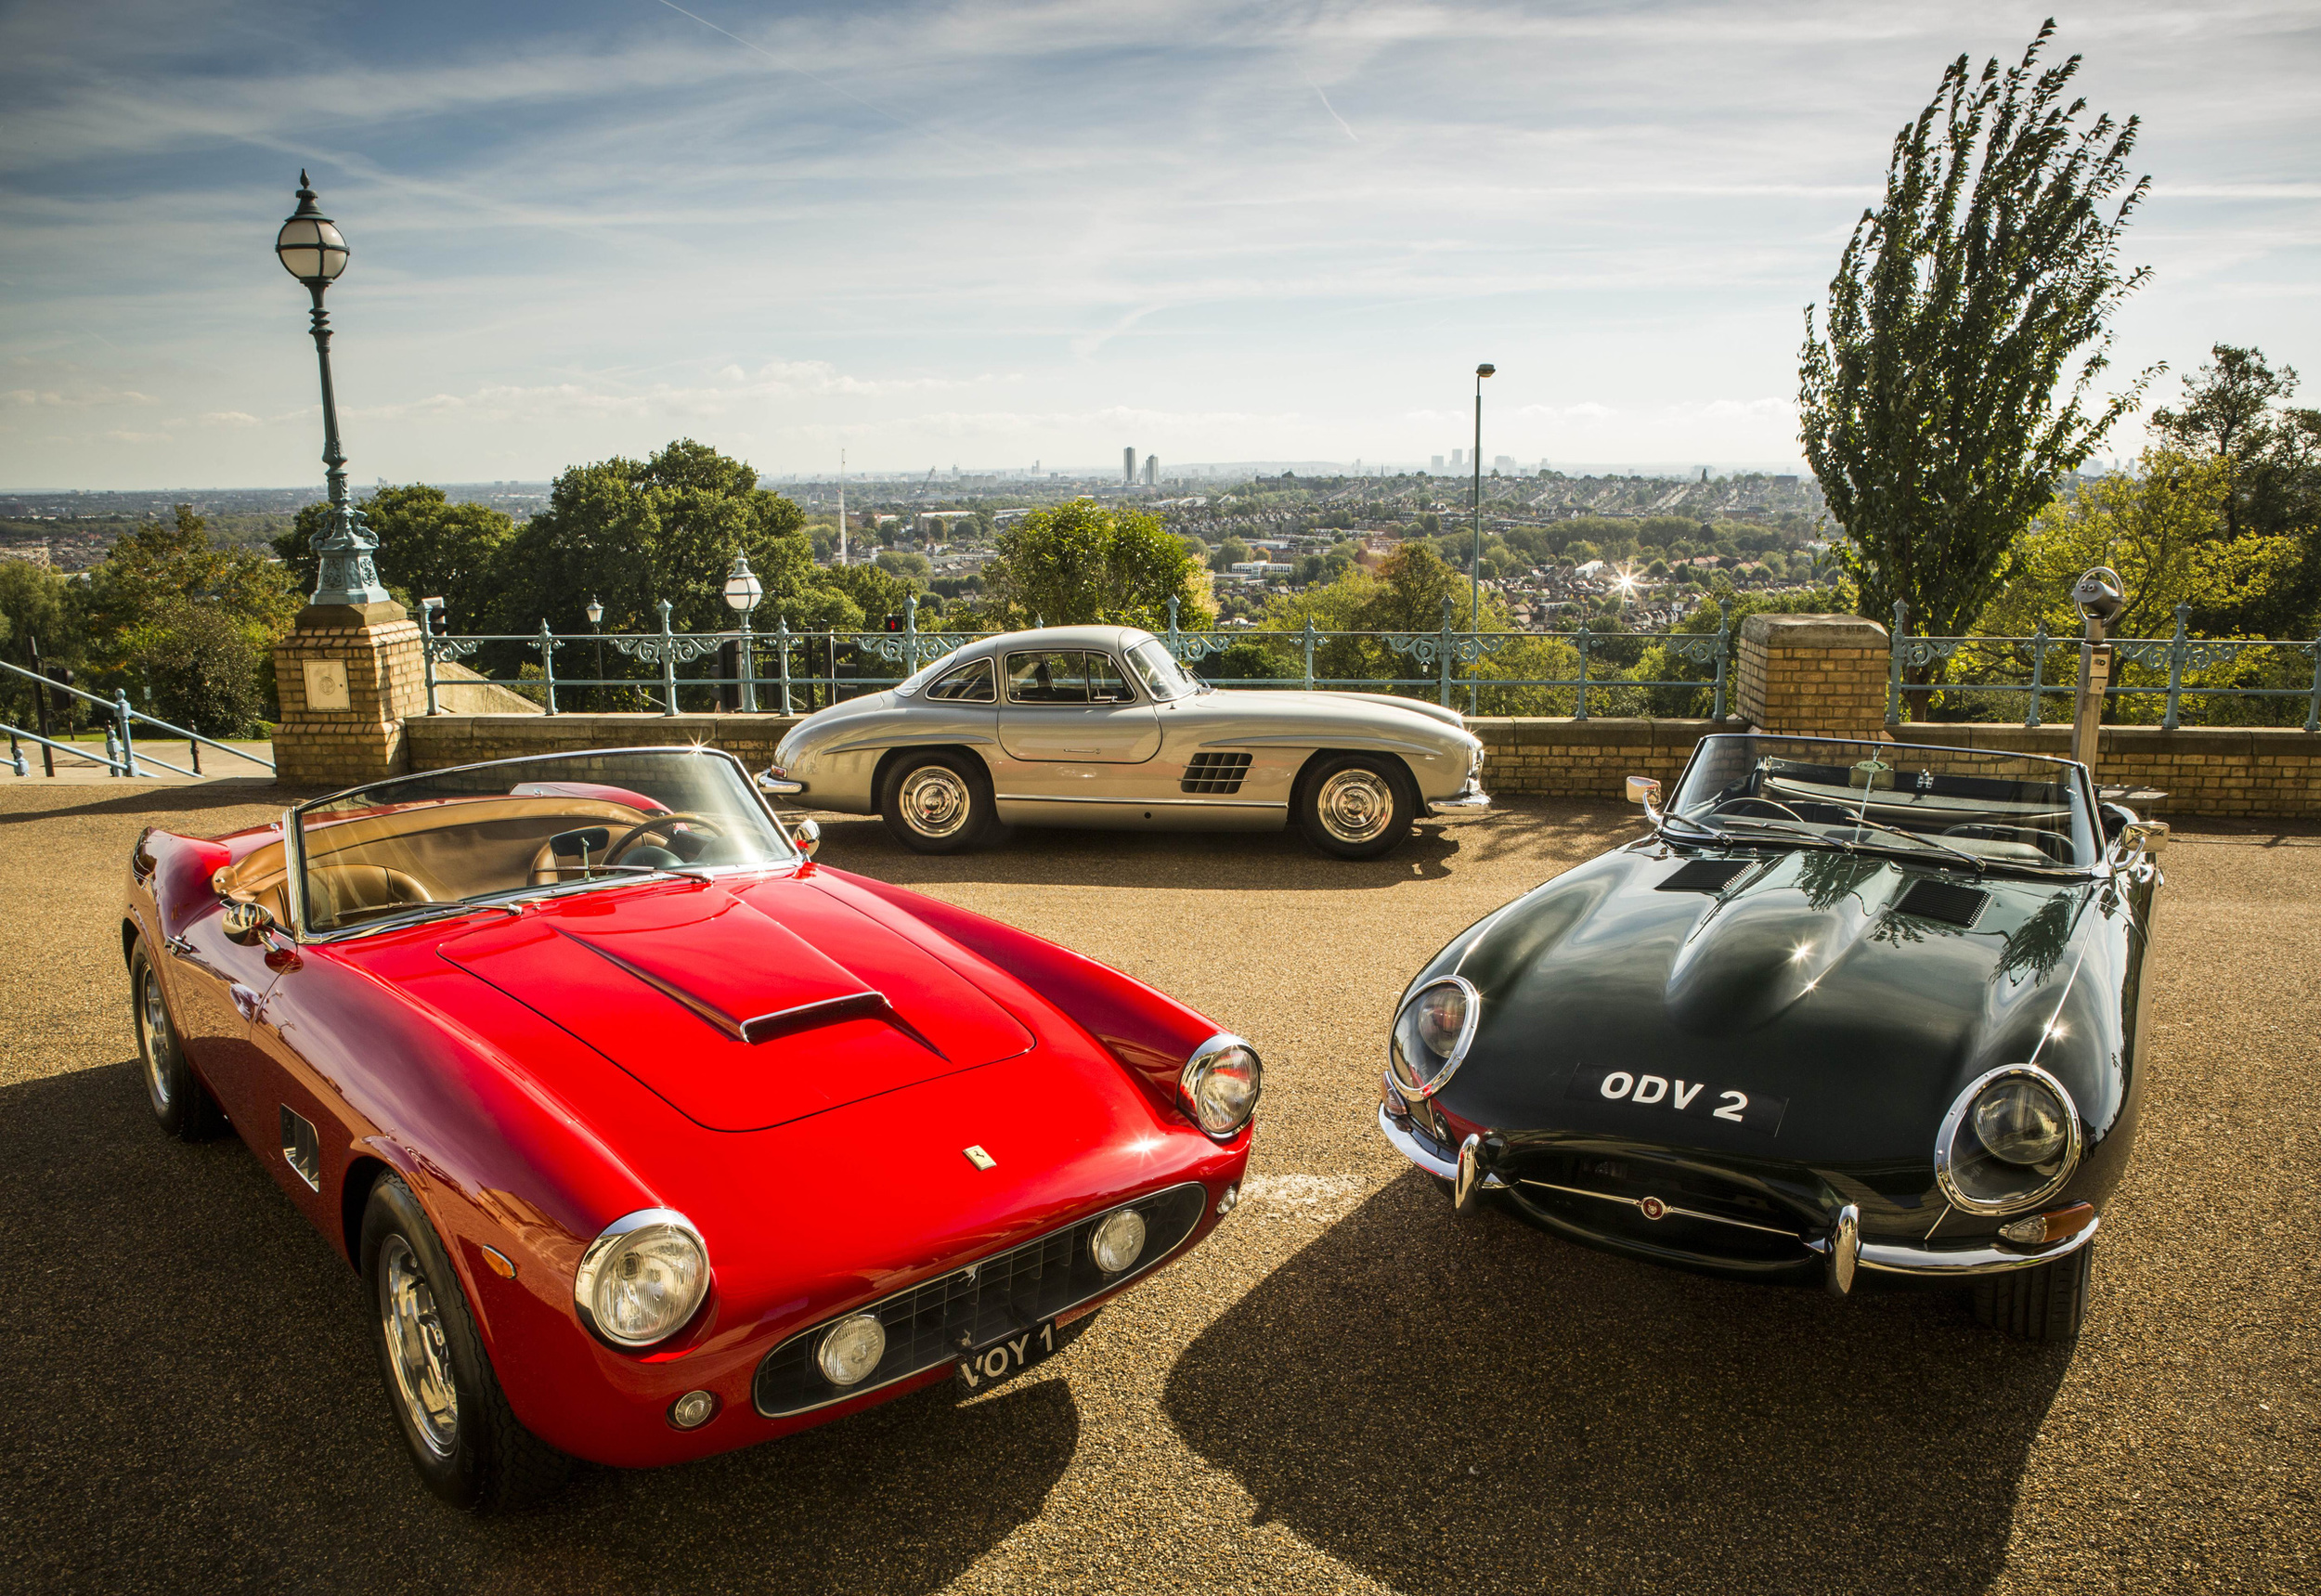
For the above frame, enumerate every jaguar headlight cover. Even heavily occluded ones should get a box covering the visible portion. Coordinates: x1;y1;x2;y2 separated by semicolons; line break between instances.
1180;1033;1263;1139
1389;976;1479;1097
1935;1064;2082;1216
574;1209;710;1349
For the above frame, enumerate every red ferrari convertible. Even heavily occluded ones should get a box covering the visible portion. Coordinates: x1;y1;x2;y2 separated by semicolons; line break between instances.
123;747;1258;1509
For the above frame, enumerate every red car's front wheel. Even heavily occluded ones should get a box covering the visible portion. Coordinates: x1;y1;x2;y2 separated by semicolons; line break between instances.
360;1174;569;1510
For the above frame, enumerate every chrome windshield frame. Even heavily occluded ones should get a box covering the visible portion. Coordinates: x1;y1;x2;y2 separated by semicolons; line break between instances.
286;746;802;943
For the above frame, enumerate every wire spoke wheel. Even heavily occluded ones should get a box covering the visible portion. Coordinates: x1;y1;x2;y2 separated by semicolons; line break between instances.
381;1236;460;1459
137;967;173;1114
1316;768;1395;845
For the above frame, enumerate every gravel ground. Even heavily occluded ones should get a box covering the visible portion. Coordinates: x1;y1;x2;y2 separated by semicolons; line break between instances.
1;781;2315;1595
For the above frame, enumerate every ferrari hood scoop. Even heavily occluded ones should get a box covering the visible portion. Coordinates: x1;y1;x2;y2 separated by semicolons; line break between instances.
440;881;1032;1132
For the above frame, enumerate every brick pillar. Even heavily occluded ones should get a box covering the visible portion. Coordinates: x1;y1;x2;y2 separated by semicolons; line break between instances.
271;600;424;788
1735;613;1890;738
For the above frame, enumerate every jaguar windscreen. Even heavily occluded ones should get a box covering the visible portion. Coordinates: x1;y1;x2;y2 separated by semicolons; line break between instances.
292;748;797;934
1667;734;2098;869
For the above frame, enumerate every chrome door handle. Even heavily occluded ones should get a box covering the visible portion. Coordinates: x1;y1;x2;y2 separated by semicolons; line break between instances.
163;934;195;957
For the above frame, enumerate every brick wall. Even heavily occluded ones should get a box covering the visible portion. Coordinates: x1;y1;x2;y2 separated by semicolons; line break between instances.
1735;613;1890;738
407;712;802;773
272;618;424;787
1468;718;1712;798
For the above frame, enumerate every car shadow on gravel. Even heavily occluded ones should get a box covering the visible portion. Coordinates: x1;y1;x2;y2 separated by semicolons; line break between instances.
1165;1172;2070;1596
793;811;1469;889
0;1061;1078;1596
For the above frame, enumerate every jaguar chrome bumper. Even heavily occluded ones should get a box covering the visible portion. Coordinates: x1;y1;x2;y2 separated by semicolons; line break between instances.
1809;1214;2100;1287
1379;1106;2099;1291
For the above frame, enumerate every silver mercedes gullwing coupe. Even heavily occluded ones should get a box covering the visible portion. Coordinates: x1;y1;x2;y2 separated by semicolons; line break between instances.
759;625;1488;858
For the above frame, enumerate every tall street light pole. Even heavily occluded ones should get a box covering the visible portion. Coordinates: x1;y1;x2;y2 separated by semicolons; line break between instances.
724;551;764;712
1471;362;1496;629
276;172;388;613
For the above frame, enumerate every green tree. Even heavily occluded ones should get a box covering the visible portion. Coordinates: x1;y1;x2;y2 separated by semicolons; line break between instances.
277;485;516;629
874;549;933;584
985;500;1207;629
132;602;266;737
1800;21;2158;643
2149;345;2321;635
1214;536;1252;569
81;507;298;675
493;440;813;637
0;560;83;730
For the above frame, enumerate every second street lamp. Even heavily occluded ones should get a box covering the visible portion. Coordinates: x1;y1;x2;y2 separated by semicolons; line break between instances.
723;553;764;712
586;597;605;707
1471;362;1495;629
277;172;389;612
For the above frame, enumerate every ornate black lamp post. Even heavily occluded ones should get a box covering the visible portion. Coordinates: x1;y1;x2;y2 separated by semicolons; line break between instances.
1470;362;1495;629
277;172;389;610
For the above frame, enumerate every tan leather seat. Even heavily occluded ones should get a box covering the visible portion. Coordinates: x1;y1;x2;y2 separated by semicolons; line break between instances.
306;865;434;928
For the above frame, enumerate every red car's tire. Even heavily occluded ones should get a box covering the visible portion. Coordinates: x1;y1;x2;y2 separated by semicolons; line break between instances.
360;1174;570;1510
880;750;998;854
130;940;227;1142
1971;1241;2094;1344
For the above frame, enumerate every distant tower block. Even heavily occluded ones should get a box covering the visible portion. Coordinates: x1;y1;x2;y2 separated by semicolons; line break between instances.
1432;455;1445;472
1451;448;1465;469
1142;453;1158;486
1124;446;1136;485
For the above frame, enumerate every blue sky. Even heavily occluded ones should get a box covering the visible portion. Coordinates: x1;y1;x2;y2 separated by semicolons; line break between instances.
4;0;2317;488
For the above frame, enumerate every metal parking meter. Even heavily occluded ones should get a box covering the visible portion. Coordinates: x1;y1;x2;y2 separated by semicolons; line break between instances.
2070;566;2125;770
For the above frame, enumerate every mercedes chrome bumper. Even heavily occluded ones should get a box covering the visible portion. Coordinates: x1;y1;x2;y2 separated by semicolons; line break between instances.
1430;781;1491;814
758;769;806;796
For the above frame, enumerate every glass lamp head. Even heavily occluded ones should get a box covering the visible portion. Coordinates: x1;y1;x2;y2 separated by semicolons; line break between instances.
723;551;763;614
276;172;349;286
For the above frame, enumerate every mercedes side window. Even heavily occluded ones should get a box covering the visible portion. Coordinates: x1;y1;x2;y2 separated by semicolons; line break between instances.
1086;654;1135;704
925;657;995;703
1005;652;1090;704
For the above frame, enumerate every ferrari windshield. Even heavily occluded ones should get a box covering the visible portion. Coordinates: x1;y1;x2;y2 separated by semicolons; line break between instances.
292;748;796;934
1666;734;2098;871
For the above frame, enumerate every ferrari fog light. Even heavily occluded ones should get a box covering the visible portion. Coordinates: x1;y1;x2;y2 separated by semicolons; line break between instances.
575;1210;710;1348
1180;1034;1263;1139
668;1389;719;1430
1389;977;1479;1096
1216;1183;1240;1218
817;1313;888;1387
1090;1208;1148;1274
1936;1065;2081;1216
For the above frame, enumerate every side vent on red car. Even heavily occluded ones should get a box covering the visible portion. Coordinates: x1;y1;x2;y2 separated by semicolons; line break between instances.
1656;859;1752;894
1895;876;1989;929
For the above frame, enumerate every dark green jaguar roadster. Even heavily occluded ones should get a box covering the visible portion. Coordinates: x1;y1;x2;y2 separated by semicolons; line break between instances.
1379;733;2167;1343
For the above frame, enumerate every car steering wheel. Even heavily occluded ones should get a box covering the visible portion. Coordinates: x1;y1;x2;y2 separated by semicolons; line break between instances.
604;811;726;865
1716;796;1807;824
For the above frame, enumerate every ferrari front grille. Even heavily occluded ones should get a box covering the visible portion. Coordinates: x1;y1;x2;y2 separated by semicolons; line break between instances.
1181;751;1253;795
1895;876;1988;928
752;1183;1207;1418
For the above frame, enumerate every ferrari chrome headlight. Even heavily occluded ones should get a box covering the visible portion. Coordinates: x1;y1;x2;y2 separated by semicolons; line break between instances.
1936;1065;2081;1216
817;1312;888;1387
1090;1208;1148;1274
1180;1033;1262;1139
574;1209;710;1348
1389;976;1479;1097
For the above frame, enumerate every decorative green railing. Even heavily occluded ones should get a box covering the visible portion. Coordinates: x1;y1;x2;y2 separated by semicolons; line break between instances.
1887;602;2321;732
420;593;1733;721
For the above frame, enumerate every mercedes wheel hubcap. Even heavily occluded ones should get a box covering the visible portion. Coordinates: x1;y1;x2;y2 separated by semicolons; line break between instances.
900;768;972;838
382;1236;460;1458
138;969;173;1112
1317;770;1394;844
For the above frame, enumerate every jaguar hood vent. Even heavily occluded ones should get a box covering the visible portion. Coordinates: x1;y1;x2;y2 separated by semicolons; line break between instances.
1657;859;1753;894
1895;876;1989;928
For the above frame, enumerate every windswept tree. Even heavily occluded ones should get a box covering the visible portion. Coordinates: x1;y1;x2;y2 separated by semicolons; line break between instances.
1800;19;2158;642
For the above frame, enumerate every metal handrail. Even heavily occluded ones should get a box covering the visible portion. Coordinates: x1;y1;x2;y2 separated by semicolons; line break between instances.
0;657;278;777
1887;601;2321;732
419;592;1735;721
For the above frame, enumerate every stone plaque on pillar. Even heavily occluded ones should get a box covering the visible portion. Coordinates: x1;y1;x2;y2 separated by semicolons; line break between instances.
272;617;425;788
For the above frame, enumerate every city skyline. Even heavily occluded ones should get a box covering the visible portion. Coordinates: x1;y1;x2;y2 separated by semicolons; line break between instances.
5;1;2318;490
